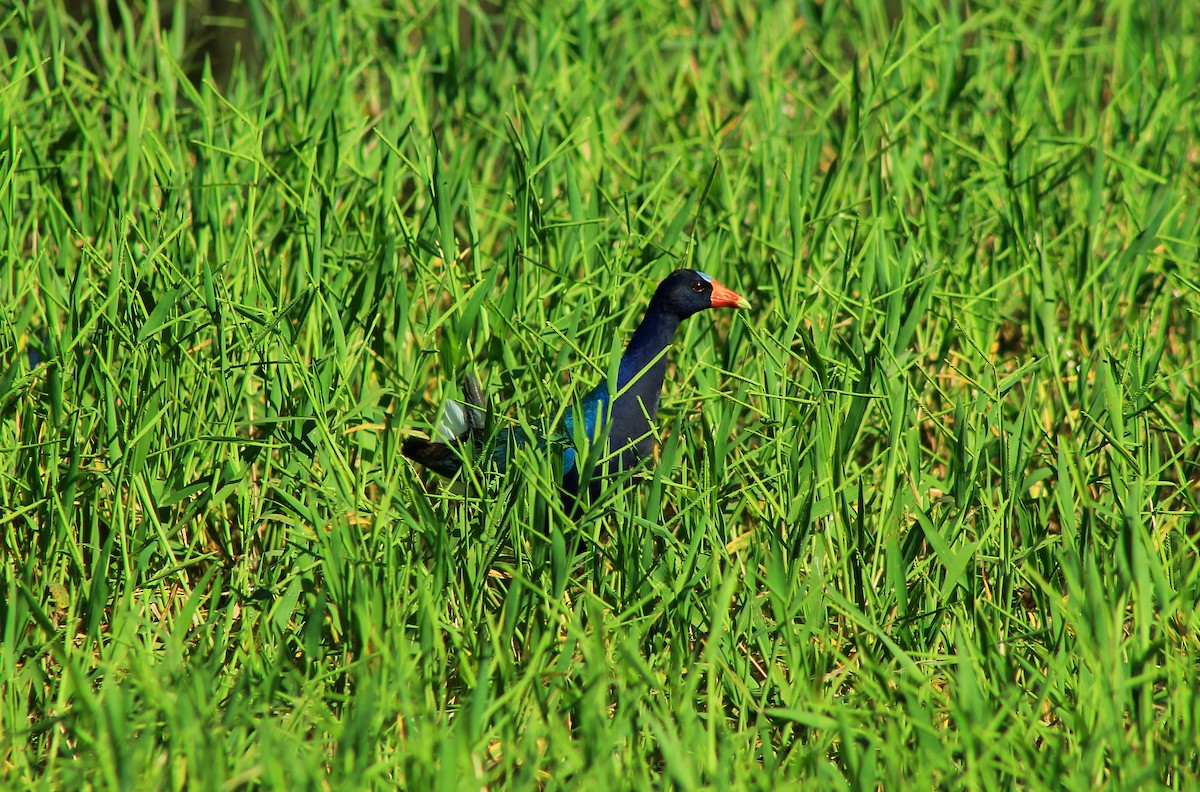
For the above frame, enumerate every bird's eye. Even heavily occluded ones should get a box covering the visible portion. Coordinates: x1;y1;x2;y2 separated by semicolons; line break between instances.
690;282;705;293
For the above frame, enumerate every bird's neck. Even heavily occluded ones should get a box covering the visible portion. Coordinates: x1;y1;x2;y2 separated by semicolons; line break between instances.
570;301;682;467
615;302;680;407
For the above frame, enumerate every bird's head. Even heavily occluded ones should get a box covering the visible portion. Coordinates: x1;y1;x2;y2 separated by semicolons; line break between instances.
653;269;750;318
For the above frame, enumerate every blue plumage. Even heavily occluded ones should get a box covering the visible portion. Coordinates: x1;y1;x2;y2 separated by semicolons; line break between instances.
402;269;749;502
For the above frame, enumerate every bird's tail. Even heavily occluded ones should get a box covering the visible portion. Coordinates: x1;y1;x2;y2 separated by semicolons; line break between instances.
402;373;489;476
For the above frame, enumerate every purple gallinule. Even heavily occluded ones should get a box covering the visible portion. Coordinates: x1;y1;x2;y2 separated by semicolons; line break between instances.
403;269;749;499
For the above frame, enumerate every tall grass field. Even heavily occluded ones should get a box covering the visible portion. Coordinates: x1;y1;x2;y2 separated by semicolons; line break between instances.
2;0;1199;787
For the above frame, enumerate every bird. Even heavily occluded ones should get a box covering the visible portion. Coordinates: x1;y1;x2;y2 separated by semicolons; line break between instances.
402;269;749;503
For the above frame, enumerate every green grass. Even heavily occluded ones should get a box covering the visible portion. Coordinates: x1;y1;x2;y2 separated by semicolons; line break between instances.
2;0;1199;787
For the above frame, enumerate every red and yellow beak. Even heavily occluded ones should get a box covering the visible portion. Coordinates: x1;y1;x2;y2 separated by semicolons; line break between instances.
708;279;751;310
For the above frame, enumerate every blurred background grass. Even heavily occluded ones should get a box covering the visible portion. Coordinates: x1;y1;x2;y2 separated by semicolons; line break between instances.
1;0;1198;787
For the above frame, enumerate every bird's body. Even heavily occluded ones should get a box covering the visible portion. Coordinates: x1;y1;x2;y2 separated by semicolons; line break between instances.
402;269;748;501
